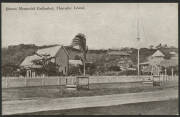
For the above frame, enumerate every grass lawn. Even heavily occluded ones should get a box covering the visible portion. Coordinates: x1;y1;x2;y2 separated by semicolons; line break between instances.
19;99;178;115
2;81;178;101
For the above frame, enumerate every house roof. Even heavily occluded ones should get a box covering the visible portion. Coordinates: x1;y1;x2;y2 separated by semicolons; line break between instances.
140;57;178;67
159;48;178;59
170;51;177;55
36;45;62;57
169;51;178;57
152;50;165;57
107;51;130;56
142;65;152;73
20;45;83;67
140;61;150;65
20;55;42;67
160;59;178;67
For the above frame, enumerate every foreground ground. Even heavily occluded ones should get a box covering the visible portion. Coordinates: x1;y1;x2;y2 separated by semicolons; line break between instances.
21;99;178;115
2;80;178;101
3;88;178;115
2;80;178;115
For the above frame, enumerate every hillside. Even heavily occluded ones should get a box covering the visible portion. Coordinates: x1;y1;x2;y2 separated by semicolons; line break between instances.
2;44;178;76
2;44;59;76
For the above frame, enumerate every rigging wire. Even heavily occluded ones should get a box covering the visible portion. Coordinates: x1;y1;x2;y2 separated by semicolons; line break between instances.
136;3;140;41
137;3;147;44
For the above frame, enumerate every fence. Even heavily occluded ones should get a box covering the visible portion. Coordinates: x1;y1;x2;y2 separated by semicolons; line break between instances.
2;75;178;88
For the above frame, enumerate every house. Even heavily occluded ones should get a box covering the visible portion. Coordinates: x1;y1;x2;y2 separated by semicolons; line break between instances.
169;51;178;60
160;51;178;68
140;49;178;74
140;50;165;74
20;55;42;77
20;54;42;68
147;50;165;65
20;45;82;77
106;50;133;70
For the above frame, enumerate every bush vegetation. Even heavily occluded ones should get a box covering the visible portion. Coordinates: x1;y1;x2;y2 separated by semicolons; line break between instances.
2;44;178;76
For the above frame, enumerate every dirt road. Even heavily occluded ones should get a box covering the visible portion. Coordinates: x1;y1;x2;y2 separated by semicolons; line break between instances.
2;88;178;115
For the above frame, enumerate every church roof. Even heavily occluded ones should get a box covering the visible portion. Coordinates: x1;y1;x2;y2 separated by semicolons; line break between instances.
36;45;62;57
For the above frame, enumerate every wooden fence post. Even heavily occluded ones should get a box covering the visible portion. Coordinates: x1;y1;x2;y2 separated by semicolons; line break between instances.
59;77;63;95
6;78;8;88
58;77;60;85
25;77;27;87
172;68;174;79
44;77;45;86
66;77;67;85
165;68;167;82
42;77;45;86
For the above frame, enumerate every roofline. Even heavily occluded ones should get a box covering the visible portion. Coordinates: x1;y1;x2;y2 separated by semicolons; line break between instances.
62;45;70;57
37;45;63;57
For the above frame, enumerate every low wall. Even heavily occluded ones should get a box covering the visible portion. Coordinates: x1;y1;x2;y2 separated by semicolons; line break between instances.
2;75;178;88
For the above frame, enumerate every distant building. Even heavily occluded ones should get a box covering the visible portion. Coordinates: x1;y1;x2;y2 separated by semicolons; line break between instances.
20;45;82;77
140;49;178;74
169;51;178;60
106;50;133;70
160;51;178;68
147;50;165;65
20;54;43;77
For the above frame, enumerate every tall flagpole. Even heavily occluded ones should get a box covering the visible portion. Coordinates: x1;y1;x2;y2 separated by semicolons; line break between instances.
137;46;140;78
137;3;140;79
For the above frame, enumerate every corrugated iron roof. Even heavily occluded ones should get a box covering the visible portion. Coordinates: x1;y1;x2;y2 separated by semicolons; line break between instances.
36;45;62;57
20;55;42;67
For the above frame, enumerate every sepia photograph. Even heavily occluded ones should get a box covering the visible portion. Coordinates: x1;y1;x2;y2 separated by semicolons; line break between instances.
1;3;178;115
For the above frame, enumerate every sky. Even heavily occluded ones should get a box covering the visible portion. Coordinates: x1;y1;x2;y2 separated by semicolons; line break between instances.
2;3;178;49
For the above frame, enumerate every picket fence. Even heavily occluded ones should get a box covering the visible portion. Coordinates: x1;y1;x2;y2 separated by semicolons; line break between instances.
2;75;178;88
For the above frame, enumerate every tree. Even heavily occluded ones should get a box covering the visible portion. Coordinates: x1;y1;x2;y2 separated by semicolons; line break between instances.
149;45;154;49
109;66;121;71
156;43;162;49
163;44;168;48
71;33;88;76
32;56;60;76
74;55;81;60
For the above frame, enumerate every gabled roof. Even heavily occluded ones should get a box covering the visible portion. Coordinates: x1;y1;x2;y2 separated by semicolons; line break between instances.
36;45;62;57
20;55;42;67
20;45;82;67
152;50;165;57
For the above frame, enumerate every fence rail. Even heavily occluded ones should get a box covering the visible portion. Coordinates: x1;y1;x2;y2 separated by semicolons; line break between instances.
2;75;178;88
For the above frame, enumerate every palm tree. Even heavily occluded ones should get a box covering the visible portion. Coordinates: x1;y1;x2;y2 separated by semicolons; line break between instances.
71;33;88;76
